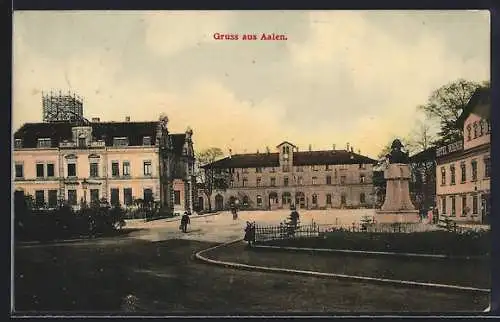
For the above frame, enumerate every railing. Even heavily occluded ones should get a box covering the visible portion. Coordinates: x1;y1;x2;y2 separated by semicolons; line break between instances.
254;222;320;242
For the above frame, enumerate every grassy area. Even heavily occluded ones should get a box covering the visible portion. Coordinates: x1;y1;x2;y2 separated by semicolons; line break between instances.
14;239;488;313
258;230;491;256
206;242;490;289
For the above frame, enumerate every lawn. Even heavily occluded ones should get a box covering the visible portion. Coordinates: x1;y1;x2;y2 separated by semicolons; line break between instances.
257;230;491;257
14;239;489;314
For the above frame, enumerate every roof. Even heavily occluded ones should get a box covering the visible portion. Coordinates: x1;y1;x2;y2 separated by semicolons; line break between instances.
276;141;297;148
409;147;436;163
456;87;491;127
14;121;187;152
202;150;377;169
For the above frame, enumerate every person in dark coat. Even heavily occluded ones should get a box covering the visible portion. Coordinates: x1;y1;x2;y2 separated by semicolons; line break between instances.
289;204;300;228
180;212;190;233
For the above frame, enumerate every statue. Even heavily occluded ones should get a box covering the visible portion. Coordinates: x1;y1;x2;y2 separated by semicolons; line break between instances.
386;139;409;164
159;114;169;132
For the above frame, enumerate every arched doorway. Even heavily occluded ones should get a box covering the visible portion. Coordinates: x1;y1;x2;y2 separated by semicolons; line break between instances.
198;196;204;211
282;192;292;206
242;195;249;208
295;192;305;209
268;191;279;210
215;194;224;211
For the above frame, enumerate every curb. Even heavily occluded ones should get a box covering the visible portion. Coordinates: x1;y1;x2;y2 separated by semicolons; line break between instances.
251;244;489;261
195;240;490;294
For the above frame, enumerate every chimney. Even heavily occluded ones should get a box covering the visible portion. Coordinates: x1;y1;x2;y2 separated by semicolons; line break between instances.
125;116;130;122
351;147;354;153
332;144;336;150
229;148;232;158
346;142;350;151
257;149;260;154
308;144;312;152
358;149;361;154
91;117;100;123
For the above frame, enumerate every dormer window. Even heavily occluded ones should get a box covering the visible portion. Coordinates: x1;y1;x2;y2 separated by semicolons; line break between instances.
113;137;129;147
14;139;22;148
473;122;478;138
78;135;86;148
143;136;152;146
37;138;52;148
467;124;472;141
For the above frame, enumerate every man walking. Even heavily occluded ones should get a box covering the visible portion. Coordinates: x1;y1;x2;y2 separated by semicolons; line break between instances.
180;212;190;233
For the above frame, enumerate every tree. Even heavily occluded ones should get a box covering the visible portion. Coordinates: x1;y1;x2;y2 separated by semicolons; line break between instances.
417;79;484;145
195;147;229;212
406;119;438;154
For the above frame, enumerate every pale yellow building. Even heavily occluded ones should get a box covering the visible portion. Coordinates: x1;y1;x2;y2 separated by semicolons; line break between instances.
436;87;491;223
200;141;378;211
13;117;196;214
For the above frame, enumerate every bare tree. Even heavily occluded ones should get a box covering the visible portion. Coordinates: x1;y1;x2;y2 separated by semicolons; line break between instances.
195;147;228;212
406;119;438;154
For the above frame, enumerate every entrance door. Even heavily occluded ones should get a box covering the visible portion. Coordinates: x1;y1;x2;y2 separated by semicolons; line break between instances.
198;196;204;211
481;194;490;224
215;194;224;211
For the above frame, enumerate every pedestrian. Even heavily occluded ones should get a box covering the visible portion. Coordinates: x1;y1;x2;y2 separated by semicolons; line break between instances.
289;204;300;228
180;211;190;233
427;207;434;225
244;221;255;247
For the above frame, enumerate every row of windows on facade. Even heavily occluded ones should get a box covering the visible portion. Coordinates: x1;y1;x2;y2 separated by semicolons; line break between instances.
239;192;367;206
30;187;175;207
466;119;490;141
15;136;153;149
440;194;480;217
440;157;490;185
14;160;154;179
230;163;368;174
231;174;367;187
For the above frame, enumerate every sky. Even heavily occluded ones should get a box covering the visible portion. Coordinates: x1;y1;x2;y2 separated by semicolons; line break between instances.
12;10;490;158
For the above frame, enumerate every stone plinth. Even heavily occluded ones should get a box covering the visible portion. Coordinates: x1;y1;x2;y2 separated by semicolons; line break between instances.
376;163;419;223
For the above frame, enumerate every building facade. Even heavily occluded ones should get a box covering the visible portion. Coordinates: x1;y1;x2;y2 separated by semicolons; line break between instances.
409;146;437;213
13;116;196;213
435;87;491;224
200;141;378;211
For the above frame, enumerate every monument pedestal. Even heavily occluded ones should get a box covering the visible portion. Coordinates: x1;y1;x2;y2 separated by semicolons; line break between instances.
376;163;419;224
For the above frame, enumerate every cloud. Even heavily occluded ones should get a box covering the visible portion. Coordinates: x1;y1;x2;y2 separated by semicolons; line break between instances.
143;11;234;57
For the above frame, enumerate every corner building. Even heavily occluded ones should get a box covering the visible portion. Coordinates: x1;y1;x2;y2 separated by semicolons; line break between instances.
201;141;378;211
435;87;491;224
13;118;196;213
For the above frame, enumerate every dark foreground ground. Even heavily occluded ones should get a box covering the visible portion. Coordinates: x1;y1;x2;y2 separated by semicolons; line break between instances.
14;238;489;314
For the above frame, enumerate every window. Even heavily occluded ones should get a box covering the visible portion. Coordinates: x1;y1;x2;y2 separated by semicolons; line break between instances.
296;166;303;172
123;188;133;206
110;188;120;206
37;138;51;148
90;163;99;177
298;176;303;185
284;177;289;187
472;195;478;214
270;167;275;173
360;193;366;204
256;195;262;207
256;177;261;187
270;178;276;186
312;165;318;171
123;161;131;176
359;163;366;169
484;157;491;178
441;167;446;185
326;175;332;185
143;136;152;146
479;120;484;136
326;194;332;205
473;122;478;138
35;190;45;207
334;169;338;179
36;164;44;178
312;177;317;185
450;196;456;216
68;189;77;205
78;137;86;147
282;165;290;172
312;194;318;205
174;190;181;205
467;124;472;141
15;164;23;178
461;195;467;217
442;197;447;215
113;137;129;147
242;178;248;187
67;163;76;177
341;194;346;205
486;120;491;134
360;174;366;183
325;164;330;171
450;165;456;185
256;167;262;173
112;162;120;177
48;190;58;207
340;176;346;184
143;188;153;203
90;189;99;204
143;161;152;176
471;160;478;181
460;163;466;183
47;163;55;177
15;139;22;148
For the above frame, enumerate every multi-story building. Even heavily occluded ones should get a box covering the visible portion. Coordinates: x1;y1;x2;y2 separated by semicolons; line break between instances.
200;141;378;211
13;116;196;213
435;87;491;224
